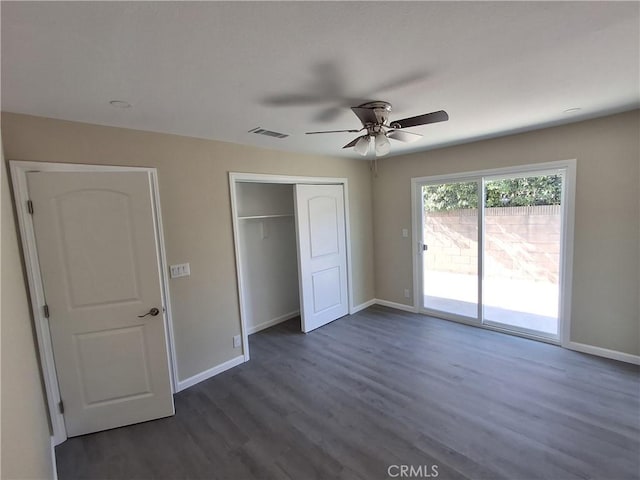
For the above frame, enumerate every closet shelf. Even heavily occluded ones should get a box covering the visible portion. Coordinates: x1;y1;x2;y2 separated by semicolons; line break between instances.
238;213;294;220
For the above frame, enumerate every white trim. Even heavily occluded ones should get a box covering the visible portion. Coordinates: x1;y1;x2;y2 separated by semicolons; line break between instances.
377;301;560;345
342;180;354;315
8;160;180;445
410;180;420;311
228;177;251;362
10;162;67;445
482;320;560;346
559;162;577;348
478;177;485;325
566;342;640;365
247;310;300;335
228;172;348;185
411;160;577;185
51;437;58;480
375;299;418;313
228;172;354;360
148;169;179;393
375;301;638;363
176;355;245;392
351;298;376;314
293;185;306;332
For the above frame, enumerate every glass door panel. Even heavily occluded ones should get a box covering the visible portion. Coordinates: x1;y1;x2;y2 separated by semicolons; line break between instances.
482;173;562;337
422;181;479;319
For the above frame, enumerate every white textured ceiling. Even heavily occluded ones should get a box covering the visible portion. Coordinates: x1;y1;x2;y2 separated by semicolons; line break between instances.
2;1;639;159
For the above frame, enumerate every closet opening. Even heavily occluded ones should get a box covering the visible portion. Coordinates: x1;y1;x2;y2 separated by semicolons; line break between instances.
229;173;353;361
236;182;301;335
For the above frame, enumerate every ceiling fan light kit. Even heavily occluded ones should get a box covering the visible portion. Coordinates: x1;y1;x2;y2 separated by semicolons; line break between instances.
306;101;449;157
354;135;372;156
375;133;391;156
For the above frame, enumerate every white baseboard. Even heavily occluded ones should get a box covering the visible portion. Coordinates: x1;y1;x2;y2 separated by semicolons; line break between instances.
351;298;376;314
374;299;418;313
247;310;300;335
368;300;639;366
566;341;640;365
51;436;58;480
176;355;245;392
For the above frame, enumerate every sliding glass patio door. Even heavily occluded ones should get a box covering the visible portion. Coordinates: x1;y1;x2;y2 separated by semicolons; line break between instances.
417;165;570;342
422;180;480;320
481;173;563;337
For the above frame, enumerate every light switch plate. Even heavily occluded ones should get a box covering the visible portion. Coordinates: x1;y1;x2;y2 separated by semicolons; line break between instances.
170;263;190;278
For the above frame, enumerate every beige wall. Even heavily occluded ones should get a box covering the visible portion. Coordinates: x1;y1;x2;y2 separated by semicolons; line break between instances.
1;112;375;381
2;110;636;479
1;144;55;479
373;110;640;355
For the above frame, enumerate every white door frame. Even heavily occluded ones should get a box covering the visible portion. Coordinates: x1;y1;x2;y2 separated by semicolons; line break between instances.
411;159;576;346
9;160;179;445
229;172;353;360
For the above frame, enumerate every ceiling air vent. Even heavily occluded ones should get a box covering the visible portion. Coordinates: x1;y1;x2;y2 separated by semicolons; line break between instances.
248;127;289;139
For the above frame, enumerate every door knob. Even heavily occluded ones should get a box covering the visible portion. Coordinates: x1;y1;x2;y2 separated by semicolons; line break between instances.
138;307;160;318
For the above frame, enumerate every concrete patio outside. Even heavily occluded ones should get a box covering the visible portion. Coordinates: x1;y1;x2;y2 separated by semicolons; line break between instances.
423;270;559;335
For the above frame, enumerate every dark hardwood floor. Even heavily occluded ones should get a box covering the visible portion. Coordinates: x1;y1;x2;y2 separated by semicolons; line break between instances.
56;306;640;480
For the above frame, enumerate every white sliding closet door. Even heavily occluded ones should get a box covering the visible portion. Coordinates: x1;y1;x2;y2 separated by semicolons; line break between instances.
294;184;349;332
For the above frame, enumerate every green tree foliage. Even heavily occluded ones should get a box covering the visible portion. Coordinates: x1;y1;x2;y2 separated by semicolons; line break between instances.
423;182;478;211
424;175;562;211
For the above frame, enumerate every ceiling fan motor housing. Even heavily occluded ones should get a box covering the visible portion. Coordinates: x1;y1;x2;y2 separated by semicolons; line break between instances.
358;101;392;127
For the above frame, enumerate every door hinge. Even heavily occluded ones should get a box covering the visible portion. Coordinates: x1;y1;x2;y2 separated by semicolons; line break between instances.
422;243;429;252
58;400;64;414
43;304;50;318
27;200;34;215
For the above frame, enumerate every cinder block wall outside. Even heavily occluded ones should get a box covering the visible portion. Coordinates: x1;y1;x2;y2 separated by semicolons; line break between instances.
424;205;561;282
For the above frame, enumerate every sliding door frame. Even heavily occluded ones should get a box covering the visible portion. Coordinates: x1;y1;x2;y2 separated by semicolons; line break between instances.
411;159;576;346
414;176;484;327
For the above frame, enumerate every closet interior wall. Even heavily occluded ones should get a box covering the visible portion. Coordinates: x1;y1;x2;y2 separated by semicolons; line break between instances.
236;183;300;334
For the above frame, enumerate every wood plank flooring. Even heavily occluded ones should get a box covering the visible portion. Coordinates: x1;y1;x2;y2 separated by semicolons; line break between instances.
56;306;640;479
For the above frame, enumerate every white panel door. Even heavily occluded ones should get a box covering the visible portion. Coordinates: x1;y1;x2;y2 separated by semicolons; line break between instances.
294;184;348;332
27;171;174;437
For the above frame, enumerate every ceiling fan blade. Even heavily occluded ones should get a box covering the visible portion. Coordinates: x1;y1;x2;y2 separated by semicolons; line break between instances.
306;129;362;135
391;110;449;129
314;106;346;123
263;94;332;106
365;71;428;96
351;106;378;125
342;137;361;149
387;130;423;143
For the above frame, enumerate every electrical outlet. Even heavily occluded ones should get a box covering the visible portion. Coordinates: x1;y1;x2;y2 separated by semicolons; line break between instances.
233;335;241;348
402;228;409;238
404;289;411;298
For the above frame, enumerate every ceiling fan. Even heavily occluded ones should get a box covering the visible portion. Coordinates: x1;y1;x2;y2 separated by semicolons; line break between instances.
306;101;449;157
